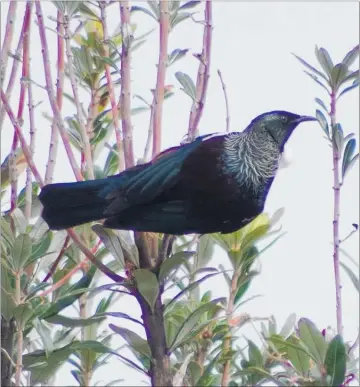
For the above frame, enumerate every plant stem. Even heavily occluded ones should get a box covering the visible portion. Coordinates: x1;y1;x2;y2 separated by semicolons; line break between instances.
1;318;16;387
100;1;125;173
0;1;17;92
188;0;213;140
221;270;240;387
137;293;173;387
217;69;230;132
15;271;23;387
45;11;64;184
152;0;169;158
119;0;135;168
330;91;343;337
63;14;94;180
35;1;83;182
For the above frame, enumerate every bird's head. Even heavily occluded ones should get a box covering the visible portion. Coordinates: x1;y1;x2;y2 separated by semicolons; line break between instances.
250;110;316;151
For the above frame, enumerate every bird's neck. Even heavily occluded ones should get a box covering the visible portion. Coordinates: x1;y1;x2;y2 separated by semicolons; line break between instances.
222;129;281;193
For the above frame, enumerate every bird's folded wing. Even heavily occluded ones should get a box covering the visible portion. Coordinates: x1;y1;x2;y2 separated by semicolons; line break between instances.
114;134;214;204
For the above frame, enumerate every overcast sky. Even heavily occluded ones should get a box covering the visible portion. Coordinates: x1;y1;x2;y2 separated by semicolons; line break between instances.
1;1;359;385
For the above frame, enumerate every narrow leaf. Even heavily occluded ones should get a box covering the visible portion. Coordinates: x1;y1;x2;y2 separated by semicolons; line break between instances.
298;318;327;365
315;46;334;78
340;261;359;292
133;269;159;312
175;71;197;101
315;98;328;113
324;334;347;386
109;324;151;358
342;139;356;179
338;78;360;99
292;53;329;82
342;153;359;179
159;251;194;283
316;109;329;137
11;234;32;270
286;335;311;376
342;44;359;68
279;313;296;338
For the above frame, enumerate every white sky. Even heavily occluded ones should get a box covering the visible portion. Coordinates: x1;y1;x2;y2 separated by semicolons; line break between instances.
1;1;359;386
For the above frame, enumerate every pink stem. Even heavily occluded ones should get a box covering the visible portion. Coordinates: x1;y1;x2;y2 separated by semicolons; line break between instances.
152;0;169;158
35;2;83;182
100;1;124;172
1;90;43;187
119;1;135;168
44;11;64;184
188;1;213;140
330;91;343;337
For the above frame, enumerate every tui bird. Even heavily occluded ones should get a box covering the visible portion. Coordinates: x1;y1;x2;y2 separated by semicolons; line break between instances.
39;111;316;235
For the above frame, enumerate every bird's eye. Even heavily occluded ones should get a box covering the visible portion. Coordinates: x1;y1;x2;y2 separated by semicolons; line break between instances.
280;116;287;123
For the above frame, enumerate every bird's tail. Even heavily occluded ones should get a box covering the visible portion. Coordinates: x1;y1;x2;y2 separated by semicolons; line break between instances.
39;178;112;230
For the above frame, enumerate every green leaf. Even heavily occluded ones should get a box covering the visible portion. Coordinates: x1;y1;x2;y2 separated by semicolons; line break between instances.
316;109;330;137
159;251;194;283
103;311;143;326
45;314;106;327
11;234;32;270
343;153;358;180
268;334;314;360
195;234;215;269
133;269;159;312
324;334;347;386
33;318;56;356
100;56;119;71
13;303;33;330
304;71;331;94
175;71;197;101
195;351;222;386
338;78;360;99
109;324;151;358
165;271;222;310
130;5;157;21
332;123;344;153
315;46;334;78
30;231;52;262
298;318;327;365
341;69;359;84
286;335;311;376
331;63;348;90
169;300;222;350
279;313;297;338
179;1;201;10
92;224;125;268
315;98;328;113
342;139;357;179
341;44;359;68
248;340;263;366
168;48;189;67
292;53;329;82
340;261;359;292
12;208;27;234
40;265;96;320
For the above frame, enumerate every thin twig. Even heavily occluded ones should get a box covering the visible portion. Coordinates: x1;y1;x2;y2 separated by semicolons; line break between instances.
100;1;124;172
330;91;343;337
187;1;212;140
63;13;94;180
119;1;135;168
1;90;44;186
217;69;230;132
0;1;17;90
42;235;70;283
1;348;16;369
143;97;155;162
24;2;35;221
15;270;23;387
0;2;28;131
35;2;83;182
221;270;240;387
45;11;64;185
152;0;169;158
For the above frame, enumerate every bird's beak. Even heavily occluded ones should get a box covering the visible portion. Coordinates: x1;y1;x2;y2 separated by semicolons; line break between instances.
295;115;317;123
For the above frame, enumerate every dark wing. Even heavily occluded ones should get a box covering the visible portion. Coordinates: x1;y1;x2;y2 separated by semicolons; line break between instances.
104;134;217;215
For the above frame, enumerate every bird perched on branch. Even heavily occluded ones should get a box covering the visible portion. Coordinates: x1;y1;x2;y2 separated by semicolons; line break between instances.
39;111;316;235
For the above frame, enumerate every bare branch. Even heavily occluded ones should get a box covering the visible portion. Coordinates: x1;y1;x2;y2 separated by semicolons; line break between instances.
0;1;18;90
0;2;28;130
35;2;83;182
44;11;64;184
143;97;155;161
152;1;169;158
330;91;343;337
217;69;230;132
63;14;94;179
119;1;135;168
100;1;124;172
1;90;44;187
188;1;213;140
